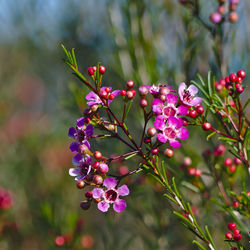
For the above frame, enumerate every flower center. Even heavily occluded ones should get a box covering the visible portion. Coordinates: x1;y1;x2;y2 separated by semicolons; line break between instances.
77;130;86;142
163;106;176;117
105;189;118;202
182;90;193;103
164;127;177;139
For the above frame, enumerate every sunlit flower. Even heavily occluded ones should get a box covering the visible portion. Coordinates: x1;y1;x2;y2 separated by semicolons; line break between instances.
92;178;129;213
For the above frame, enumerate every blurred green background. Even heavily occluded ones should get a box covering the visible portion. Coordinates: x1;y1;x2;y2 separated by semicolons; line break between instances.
0;1;249;249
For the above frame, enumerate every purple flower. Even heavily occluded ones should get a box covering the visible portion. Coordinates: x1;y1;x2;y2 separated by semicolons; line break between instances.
156;116;189;148
85;87;120;106
178;82;202;107
152;95;188;117
92;178;129;213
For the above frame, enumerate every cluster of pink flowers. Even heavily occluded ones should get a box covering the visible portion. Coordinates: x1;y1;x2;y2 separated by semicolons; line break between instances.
210;0;241;24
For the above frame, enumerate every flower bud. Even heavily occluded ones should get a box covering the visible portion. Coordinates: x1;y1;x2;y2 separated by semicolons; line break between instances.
76;180;86;189
93;175;103;185
138;86;148;96
229;12;238;23
98;163;109;174
147;127;157;137
99;65;106;74
80;200;91;210
164;148;174;158
126;80;135;89
140;99;148;108
210;12;222;24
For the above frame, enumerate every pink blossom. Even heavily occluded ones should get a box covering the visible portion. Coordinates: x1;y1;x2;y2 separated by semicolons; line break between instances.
92;178;129;213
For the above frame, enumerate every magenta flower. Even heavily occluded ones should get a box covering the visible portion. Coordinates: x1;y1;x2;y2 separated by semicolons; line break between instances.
152;94;188;117
85;87;120;106
156;116;189;148
92;178;129;213
178;82;202;106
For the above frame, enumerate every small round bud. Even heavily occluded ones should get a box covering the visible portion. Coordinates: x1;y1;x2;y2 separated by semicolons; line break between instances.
219;78;226;87
236;77;242;84
160;87;170;96
159;94;166;102
98;163;109;174
120;90;126;96
85;191;93;199
214;144;226;156
231;247;238;250
202;122;212;131
94;151;102;160
210;12;222;24
100;90;108;99
216;84;223;92
55;236;65;246
126;80;134;89
229;12;238;23
119;166;129;175
227;222;237;231
183;157;192;166
224;158;232;166
235;84;244;94
81;235;94;249
232;201;239;208
229;73;237;82
164;148;174;158
99;65;106;74
188;110;197;118
108;124;115;131
237;70;246;79
151;148;159;155
138;86;148;96
140;99;148;108
76;180;86;189
225;76;230;83
93;175;103;185
182;118;189;126
232;229;240;235
108;94;115;100
105;87;111;93
92;161;100;170
144;137;151;144
229;165;236;173
80;200;91;210
188;168;196;176
225;232;232;239
126;90;134;99
196;105;204;115
234;157;242;165
195;169;202;177
130;89;136;96
217;5;226;15
233;233;241;241
91;104;99;112
93;66;97;72
88;67;95;76
147;127;157;137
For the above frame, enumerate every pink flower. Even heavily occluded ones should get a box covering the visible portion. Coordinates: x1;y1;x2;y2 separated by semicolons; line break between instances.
152;94;188;117
156;116;189;148
92;178;129;213
85;87;120;106
178;82;202;106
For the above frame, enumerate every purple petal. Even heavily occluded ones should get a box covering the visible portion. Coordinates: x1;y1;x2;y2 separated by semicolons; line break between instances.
117;185;129;196
168;116;181;128
178;105;188;115
169;140;181;148
154;116;165;130
75;175;85;181
152;99;162;106
166;94;178;105
69;168;81;177
82;140;90;149
187;85;198;96
152;104;163;115
85;124;94;137
83;154;91;165
76;117;85;128
72;154;83;166
86;91;98;101
92;188;104;199
68;127;76;138
157;133;167;143
113;199;126;213
178;82;186;101
111;90;121;97
190;97;202;106
178;127;189;140
103;178;118;189
69;142;79;153
97;201;110;212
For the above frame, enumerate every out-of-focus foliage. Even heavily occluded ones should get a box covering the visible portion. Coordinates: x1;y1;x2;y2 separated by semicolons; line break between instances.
0;0;249;249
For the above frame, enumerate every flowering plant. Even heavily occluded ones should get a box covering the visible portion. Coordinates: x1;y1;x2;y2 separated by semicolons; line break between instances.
62;43;249;249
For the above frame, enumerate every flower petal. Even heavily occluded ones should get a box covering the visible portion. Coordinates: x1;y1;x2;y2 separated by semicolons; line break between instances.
178;127;189;140
166;94;178;105
154;115;165;130
68;127;76;138
187;84;198;96
76;117;85;128
178;82;186;101
92;188;104;199
72;154;82;166
69;168;81;177
168;116;181;128
169;140;181;148
103;178;118;189
190;97;202;106
178;105;188;115
157;133;167;143
69;142;79;153
85;124;94;137
113;199;126;213
117;185;129;196
97;201;110;212
111;90;121;97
